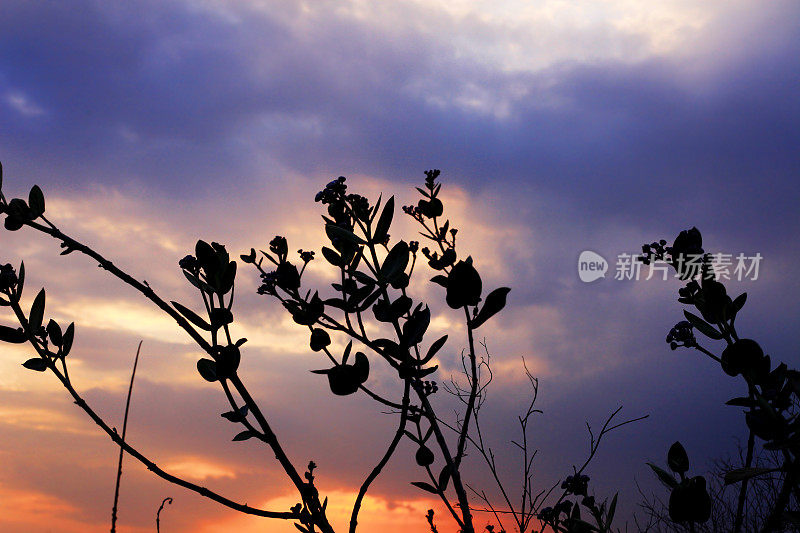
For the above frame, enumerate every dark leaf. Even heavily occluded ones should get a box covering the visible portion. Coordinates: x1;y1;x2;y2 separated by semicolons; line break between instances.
369;195;382;223
28;288;45;333
380;240;409;283
183;270;214;293
402;305;430;346
315;365;361;396
28;185;45;218
683;310;723;340
373;196;394;244
324;298;347;310
725;397;757;408
232;430;255;442
321;247;342;267
668;441;690;474
218;260;237;295
469;287;511;329
430;275;448;288
732;292;747;313
417;365;438;378
724;467;778;485
606;493;618;528
438;465;451;492
221;408;247;423
197;358;218;382
0;325;26;343
172;301;212;331
389;295;413;320
352;271;376;286
415;445;434;466
410;481;439;494
373;338;403;360
325;224;365;245
46;319;62;346
240;248;256;264
342;340;353;364
647;463;678;489
62;322;75;356
276;262;301;291
310;329;331;352
22;358;48;372
421;335;448;365
4;215;24;231
195;240;216;272
353;351;369;384
349;284;374;306
390;272;409;290
18;261;25;295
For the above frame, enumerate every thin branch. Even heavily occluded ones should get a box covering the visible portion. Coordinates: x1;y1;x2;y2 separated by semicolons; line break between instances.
349;381;411;533
156;497;173;533
8;302;298;521
110;340;143;533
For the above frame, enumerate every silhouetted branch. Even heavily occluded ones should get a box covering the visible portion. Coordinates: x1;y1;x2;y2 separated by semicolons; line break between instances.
110;340;143;533
156;497;173;533
6;298;298;520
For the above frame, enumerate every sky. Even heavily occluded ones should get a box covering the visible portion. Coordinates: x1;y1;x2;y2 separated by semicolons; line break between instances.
1;0;799;531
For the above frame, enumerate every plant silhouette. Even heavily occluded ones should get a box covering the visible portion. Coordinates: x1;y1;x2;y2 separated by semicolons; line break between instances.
8;159;795;532
637;230;800;532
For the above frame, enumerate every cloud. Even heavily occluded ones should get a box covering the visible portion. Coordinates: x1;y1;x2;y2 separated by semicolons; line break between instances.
1;0;799;531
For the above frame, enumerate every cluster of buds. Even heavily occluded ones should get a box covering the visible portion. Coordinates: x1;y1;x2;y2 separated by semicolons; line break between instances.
561;473;590;496
403;169;444;221
178;254;199;274
638;239;667;265
270;236;289;262
314;176;347;205
418;380;438;396
257;271;279;295
406;404;422;424
0;263;19;293
346;193;370;222
298;249;315;264
666;321;696;350
538;500;574;523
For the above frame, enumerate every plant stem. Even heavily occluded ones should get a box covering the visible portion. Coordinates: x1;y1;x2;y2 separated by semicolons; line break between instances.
734;427;756;532
110;340;143;533
349;381;411;533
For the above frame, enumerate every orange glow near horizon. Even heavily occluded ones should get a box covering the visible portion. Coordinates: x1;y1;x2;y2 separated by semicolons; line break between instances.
195;490;462;533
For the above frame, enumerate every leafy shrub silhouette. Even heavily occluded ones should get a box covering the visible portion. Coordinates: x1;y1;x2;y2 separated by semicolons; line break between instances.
5;159;799;533
0;161;647;532
638;230;800;532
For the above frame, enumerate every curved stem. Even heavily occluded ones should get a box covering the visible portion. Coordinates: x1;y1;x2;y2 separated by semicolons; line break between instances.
349;381;411;533
110;340;143;533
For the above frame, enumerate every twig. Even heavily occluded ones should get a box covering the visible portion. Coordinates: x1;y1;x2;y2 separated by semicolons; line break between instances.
110;340;143;533
156;497;173;533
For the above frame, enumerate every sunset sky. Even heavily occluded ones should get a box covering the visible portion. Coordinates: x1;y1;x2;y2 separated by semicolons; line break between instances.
1;0;799;531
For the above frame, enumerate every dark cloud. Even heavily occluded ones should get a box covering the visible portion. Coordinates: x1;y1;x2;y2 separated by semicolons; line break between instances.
2;0;799;530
